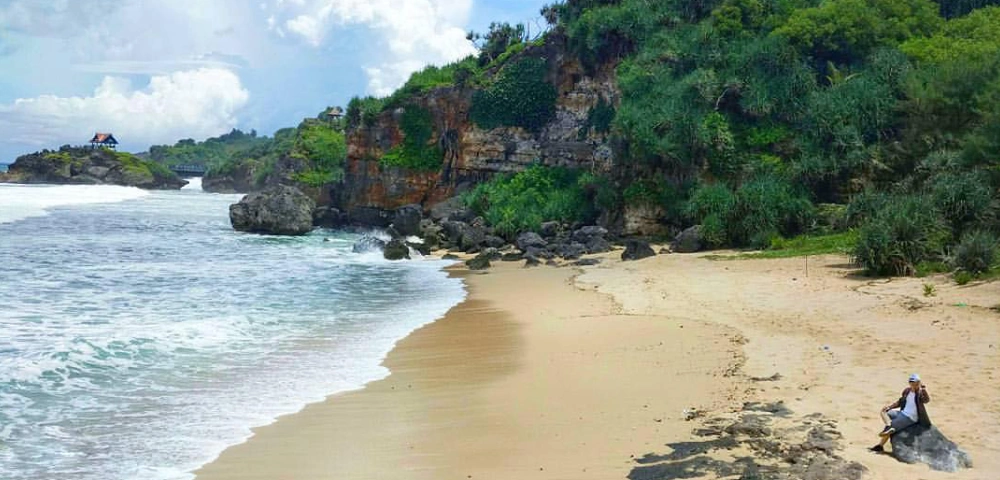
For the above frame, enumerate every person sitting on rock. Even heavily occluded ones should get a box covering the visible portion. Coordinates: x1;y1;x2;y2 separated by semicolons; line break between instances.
870;373;931;452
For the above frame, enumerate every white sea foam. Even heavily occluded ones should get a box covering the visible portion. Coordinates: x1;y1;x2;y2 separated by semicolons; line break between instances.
0;183;149;224
0;189;466;480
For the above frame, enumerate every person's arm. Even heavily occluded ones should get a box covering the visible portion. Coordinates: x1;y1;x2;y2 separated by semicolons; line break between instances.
920;386;930;404
884;399;899;411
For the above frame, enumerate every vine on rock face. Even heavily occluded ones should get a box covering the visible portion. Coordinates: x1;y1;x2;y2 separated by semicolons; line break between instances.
471;57;557;133
380;106;444;171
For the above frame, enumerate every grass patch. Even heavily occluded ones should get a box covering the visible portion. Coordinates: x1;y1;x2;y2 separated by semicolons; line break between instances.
708;231;857;260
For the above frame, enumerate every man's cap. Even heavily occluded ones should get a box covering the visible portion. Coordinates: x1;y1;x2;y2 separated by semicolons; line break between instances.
909;373;921;382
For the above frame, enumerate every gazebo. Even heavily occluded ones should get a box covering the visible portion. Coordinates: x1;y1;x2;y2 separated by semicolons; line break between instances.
89;132;119;150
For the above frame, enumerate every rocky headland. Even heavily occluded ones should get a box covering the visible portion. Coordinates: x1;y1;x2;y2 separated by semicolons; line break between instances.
0;147;187;190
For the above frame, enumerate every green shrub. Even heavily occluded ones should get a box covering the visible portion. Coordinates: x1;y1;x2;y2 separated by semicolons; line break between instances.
729;174;815;246
686;183;736;222
701;213;729;247
464;166;595;238
471;57;557;132
379;106;443;171
846;190;889;227
929;171;994;237
852;195;947;276
954;270;974;285
951;230;998;274
346;96;386;128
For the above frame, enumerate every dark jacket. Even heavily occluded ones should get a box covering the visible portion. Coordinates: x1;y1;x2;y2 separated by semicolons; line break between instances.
897;387;932;427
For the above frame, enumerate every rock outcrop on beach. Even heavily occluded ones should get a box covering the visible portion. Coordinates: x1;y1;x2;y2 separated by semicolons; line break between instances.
621;239;656;261
890;425;972;472
230;185;316;236
0;147;186;190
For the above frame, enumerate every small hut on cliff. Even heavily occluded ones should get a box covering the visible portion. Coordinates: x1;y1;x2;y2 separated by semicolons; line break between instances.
89;133;119;150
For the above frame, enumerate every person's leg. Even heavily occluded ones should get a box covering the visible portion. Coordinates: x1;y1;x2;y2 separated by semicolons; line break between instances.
873;411;903;451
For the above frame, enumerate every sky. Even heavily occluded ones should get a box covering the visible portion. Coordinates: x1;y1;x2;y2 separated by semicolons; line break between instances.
0;0;549;162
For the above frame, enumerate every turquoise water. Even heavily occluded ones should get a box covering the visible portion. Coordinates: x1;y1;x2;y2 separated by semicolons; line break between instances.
0;182;465;479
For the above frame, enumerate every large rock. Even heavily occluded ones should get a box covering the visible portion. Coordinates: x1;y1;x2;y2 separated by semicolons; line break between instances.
0;147;186;190
516;232;548;252
466;251;493;270
890;425;972;472
352;235;387;253
230;185;316;236
672;226;703;253
441;220;486;252
313;206;346;228
621;239;656;261
383;238;411;261
391;204;423;237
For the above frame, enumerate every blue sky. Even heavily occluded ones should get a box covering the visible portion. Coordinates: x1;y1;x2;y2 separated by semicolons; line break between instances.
0;0;548;162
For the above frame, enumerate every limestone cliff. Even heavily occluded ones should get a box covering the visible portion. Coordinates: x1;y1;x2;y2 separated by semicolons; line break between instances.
328;33;621;220
0;147;187;190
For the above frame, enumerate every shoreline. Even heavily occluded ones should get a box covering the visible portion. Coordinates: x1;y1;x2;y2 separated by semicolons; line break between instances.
195;251;1000;479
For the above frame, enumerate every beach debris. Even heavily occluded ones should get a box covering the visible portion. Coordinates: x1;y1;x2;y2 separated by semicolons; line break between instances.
749;373;783;382
572;258;602;267
890;424;972;472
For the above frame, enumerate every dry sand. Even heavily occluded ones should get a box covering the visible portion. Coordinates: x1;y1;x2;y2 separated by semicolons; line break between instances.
196;250;1000;480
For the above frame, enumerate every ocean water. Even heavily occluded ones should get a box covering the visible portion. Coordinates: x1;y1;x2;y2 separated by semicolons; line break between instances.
0;181;465;479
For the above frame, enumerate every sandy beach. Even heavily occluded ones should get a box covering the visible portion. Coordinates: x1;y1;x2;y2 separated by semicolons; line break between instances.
196;251;1000;480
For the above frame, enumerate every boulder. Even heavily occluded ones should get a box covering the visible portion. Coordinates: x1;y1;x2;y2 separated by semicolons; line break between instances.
539;221;562;238
466;251;493;270
890;425;972;472
585;237;612;254
230;185;316;236
572;226;608;243
524;256;542;268
573;258;602;266
552;242;588;260
516;232;548;252
391;204;423;237
352;235;387;254
347;207;393;228
621;239;656;261
672;226;703;253
313;206;346;228
441;220;486;253
430;196;474;223
484;235;506;249
406;241;431;256
383;239;411;261
501;252;524;262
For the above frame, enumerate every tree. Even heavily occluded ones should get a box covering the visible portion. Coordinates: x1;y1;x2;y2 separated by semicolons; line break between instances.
468;22;527;66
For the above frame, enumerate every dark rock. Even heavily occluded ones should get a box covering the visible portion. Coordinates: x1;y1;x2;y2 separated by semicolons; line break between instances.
501;252;524;262
430;196;473;223
525;246;555;260
466;251;493;270
553;242;587;260
352;235;387;253
545;259;560;267
383;239;410;260
539;221;561;238
724;415;771;438
313;206;346;228
890;425;972;472
484;235;506;249
406;241;431;256
347;207;393;228
672;226;703;253
441;220;486;252
0;147;187;190
442;253;460;260
585;237;612;254
391;204;423;237
524;256;541;267
573;258;602;266
230;185;316;236
572;225;608;243
516;232;547;251
621;239;656;261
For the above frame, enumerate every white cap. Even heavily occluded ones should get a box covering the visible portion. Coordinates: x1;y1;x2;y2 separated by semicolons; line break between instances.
909;373;921;382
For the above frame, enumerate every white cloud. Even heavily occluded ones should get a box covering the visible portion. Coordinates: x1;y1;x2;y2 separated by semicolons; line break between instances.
0;68;249;149
277;0;477;95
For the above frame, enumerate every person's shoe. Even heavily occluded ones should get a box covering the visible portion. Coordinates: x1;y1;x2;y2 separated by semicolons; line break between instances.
869;445;884;453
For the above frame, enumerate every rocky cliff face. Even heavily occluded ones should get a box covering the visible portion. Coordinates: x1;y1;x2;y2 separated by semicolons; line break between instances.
329;33;621;219
0;147;187;190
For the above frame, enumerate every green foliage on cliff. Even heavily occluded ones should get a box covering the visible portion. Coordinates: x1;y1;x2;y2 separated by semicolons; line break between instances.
148;129;270;168
533;0;1000;276
290;120;347;185
464;165;601;238
471;57;557;132
380;106;444;171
